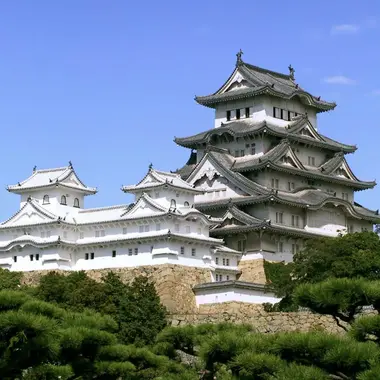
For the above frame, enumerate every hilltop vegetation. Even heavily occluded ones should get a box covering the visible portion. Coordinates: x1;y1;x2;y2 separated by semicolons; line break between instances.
1;232;380;379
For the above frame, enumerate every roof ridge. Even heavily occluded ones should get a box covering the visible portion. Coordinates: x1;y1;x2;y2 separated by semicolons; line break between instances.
35;166;69;174
243;62;291;80
79;204;130;213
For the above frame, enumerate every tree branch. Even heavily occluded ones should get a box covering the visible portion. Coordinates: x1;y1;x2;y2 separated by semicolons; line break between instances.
332;315;348;331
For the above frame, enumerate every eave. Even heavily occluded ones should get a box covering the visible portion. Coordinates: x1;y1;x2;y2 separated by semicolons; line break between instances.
195;85;336;112
174;120;356;154
7;182;97;195
122;182;204;195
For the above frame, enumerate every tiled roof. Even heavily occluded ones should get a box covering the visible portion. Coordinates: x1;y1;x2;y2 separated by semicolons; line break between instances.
195;61;336;112
174;117;356;153
195;189;380;222
7;165;97;195
122;167;203;194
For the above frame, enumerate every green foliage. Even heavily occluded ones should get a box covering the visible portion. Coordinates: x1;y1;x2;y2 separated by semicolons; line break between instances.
230;352;283;379
117;276;167;345
0;268;22;291
22;364;74;380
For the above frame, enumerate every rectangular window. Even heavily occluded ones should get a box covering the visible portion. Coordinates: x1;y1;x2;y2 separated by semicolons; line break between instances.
215;274;219;282
277;242;283;252
63;231;68;239
222;258;226;266
128;248;133;256
90;252;95;260
30;255;34;261
251;143;256;155
342;192;349;201
245;107;250;118
80;232;84;239
134;248;138;255
273;107;281;119
180;246;185;255
95;231;99;237
289;111;296;120
308;156;316;166
240;149;245;157
13;256;17;263
291;215;300;227
185;226;191;233
46;231;51;238
36;254;39;261
155;191;160;198
175;224;180;232
237;240;246;251
288;182;295;191
236;109;241;119
215;257;219;265
234;150;240;157
219;274;222;281
85;253;89;260
271;178;279;189
226;275;230;280
292;244;300;255
276;212;283;224
156;224;161;231
123;227;128;234
226;110;231;121
197;228;201;234
191;248;196;256
41;231;45;238
347;225;354;233
361;227;368;232
226;258;230;266
139;225;144;233
112;250;116;258
144;225;150;232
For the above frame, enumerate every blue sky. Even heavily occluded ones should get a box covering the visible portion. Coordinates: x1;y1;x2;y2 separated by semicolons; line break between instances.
0;0;379;217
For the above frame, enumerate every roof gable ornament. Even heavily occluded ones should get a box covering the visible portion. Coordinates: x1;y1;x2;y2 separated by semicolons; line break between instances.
236;49;244;66
288;64;295;81
33;166;37;172
68;161;73;169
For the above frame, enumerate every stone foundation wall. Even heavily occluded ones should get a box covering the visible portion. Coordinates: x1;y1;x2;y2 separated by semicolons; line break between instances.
21;267;345;334
238;259;266;284
171;302;345;334
21;265;210;314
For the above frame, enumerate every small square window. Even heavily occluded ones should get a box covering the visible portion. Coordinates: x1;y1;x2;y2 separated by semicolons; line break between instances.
240;149;245;157
191;248;196;256
128;249;133;256
226;258;230;266
234;150;240;157
180;246;185;254
251;143;256;155
139;226;144;233
156;224;161;231
215;257;219;265
185;226;191;233
134;248;138;255
85;253;89;260
226;275;230;281
144;225;150;232
112;250;116;258
95;231;100;238
222;258;226;265
90;252;95;260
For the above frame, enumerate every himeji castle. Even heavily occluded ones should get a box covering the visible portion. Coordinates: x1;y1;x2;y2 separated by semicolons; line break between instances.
175;50;379;278
0;51;378;306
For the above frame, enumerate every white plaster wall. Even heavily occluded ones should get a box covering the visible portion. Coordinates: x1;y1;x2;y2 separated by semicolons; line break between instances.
20;189;84;213
195;286;280;306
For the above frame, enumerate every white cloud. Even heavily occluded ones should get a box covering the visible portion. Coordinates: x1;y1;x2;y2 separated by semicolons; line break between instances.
324;76;356;85
331;24;360;34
